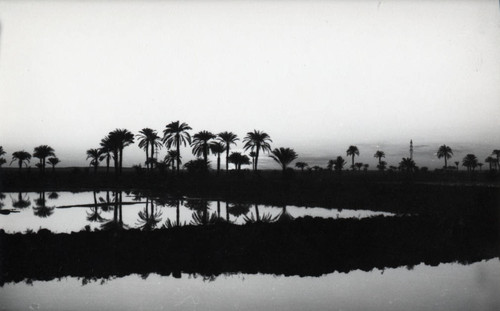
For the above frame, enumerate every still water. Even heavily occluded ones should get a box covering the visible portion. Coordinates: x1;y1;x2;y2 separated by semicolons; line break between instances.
0;191;393;233
1;259;499;311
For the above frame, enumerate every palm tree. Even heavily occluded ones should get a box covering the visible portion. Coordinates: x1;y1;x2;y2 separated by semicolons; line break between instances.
399;157;416;172
33;192;54;218
108;129;135;175
47;157;60;172
355;162;363;171
269;147;298;171
462;154;478;172
228;152;250;171
0;146;5;157
346;145;359;170
164;150;180;171
99;136;114;174
485;156;495;171
210;141;225;174
191;130;216;166
86;148;103;173
454;161;459;170
243;130;272;171
295;161;308;171
33;145;55;174
437;145;453;169
10;151;31;171
163;121;192;173
218;131;239;171
492;150;500;170
374;150;385;165
137;128;162;171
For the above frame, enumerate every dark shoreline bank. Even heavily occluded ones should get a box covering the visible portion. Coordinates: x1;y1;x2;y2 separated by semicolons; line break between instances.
1;214;499;286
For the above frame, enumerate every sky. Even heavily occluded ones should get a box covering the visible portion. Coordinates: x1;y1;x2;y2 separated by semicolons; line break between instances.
0;0;499;169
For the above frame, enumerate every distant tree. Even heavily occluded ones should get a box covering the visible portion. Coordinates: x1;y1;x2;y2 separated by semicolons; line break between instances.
210;141;225;174
164;150;180;171
377;160;387;171
346;145;359;170
399;157;416;172
33;145;55;174
295;161;308;171
243;130;272;171
192;131;216;166
492;150;500;170
10;151;31;171
184;158;210;174
228;152;250;171
462;154;478;172
99;136;114;174
363;163;369;171
269;147;298;171
0;158;6;167
312;165;322;171
327;160;334;171
437;145;453;169
454;161;459;171
218;131;239;171
355;162;363;171
477;163;483;171
333;156;346;172
485;156;495;171
373;150;385;165
47;157;60;172
108;129;134;175
163;121;192;173
137;128;162;171
0;146;5;157
86;148;103;173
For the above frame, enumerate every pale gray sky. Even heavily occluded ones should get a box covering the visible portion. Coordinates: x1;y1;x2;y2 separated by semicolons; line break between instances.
1;0;499;169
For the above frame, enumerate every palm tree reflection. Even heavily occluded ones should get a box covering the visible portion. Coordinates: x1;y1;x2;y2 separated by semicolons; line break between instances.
11;192;31;209
101;191;127;231
228;203;251;221
33;192;54;218
87;191;106;223
186;199;218;225
136;198;163;231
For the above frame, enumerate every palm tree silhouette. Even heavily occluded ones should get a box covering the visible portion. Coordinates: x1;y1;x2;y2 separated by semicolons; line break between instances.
162;121;192;174
399;157;416;172
228;203;252;220
210;141;225;174
87;191;105;222
108;129;135;175
492;150;500;170
137;128;162;171
437;145;453;169
243;130;272;171
485;156;495;171
333;156;346;172
10;151;31;171
295;161;308;171
11;192;31;209
99;137;114;174
374;150;385;165
101;191;126;231
454;161;459;170
269;147;298;171
462;154;478;172
33;145;55;174
218;131;239;171
47;157;60;173
346;145;359;170
164;150;180;171
0;146;5;157
355;162;363;171
86;148;103;173
192;130;216;166
228;152;250;171
136;198;163;231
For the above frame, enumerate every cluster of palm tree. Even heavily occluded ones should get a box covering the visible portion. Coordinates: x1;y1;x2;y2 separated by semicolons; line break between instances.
85;121;302;174
1;145;60;173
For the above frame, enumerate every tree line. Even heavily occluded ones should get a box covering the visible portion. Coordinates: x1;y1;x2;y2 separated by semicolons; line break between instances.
1;122;499;174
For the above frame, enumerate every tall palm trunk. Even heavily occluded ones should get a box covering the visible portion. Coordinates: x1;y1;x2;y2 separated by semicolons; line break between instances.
216;154;220;174
225;148;230;171
351;155;355;169
119;148;124;175
176;200;180;226
176;137;180;174
145;142;150;171
106;155;110;174
203;143;208;165
150;143;155;171
444;157;447;168
254;203;260;222
255;148;260;171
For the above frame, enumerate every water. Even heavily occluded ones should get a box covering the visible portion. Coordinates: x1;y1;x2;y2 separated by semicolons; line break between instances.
1;259;498;310
0;191;393;233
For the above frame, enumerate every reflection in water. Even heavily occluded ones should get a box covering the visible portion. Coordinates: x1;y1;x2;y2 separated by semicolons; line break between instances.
1;260;498;311
0;191;395;233
33;192;54;218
